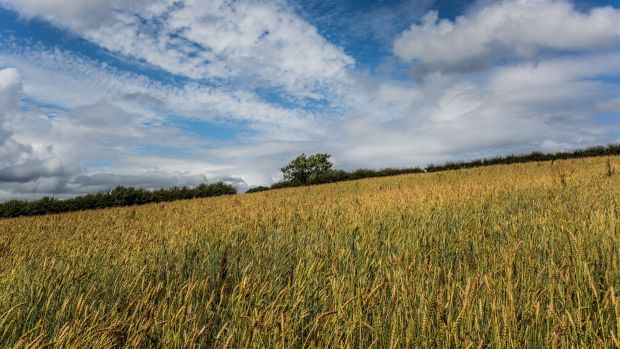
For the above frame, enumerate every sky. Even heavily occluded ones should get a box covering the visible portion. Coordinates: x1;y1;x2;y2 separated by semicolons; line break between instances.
0;0;619;200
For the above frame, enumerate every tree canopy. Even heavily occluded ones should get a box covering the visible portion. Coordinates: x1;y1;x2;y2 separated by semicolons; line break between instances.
280;153;333;184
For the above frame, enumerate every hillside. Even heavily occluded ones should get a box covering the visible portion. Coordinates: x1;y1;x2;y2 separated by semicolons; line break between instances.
1;156;620;347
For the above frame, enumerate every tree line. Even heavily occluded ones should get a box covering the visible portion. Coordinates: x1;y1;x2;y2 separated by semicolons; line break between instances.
3;144;620;218
246;144;620;193
424;144;620;172
0;182;236;219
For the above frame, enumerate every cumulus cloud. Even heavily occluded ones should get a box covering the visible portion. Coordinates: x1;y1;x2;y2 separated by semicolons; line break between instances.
0;67;249;201
0;158;69;182
0;68;69;185
327;49;620;168
394;0;620;72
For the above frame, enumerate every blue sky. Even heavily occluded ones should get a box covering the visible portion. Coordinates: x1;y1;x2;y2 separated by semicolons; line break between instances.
0;0;619;199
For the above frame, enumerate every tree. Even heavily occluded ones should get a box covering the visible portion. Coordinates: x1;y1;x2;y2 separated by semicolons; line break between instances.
281;153;333;184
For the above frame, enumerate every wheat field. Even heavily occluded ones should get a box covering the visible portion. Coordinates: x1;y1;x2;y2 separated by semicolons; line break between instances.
1;156;620;348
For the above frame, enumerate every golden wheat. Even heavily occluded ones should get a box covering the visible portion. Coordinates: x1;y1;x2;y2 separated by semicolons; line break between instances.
1;156;619;348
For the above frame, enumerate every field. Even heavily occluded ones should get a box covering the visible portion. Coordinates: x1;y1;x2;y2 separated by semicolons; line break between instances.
1;156;620;348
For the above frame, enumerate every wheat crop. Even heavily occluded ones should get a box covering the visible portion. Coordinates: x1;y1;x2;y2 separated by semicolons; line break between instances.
1;156;619;348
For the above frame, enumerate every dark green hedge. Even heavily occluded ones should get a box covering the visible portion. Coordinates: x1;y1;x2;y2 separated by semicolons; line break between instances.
257;144;620;192
0;182;236;219
424;144;620;172
263;167;425;190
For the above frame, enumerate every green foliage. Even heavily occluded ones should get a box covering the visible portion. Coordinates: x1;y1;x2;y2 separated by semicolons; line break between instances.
274;153;423;190
425;144;620;172
0;182;236;219
264;144;620;192
280;153;333;184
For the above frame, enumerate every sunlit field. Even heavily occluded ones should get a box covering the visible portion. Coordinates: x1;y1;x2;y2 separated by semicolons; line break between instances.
1;156;620;348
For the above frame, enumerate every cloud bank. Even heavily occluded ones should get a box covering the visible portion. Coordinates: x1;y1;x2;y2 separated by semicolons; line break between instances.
394;0;620;72
0;67;247;200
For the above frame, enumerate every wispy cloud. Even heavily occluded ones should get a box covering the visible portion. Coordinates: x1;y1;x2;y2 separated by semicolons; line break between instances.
2;0;354;101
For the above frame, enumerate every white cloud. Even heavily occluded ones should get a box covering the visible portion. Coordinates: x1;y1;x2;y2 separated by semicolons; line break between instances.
488;53;620;93
0;68;64;176
1;0;620;201
0;45;318;135
3;44;620;199
394;0;620;71
2;0;354;101
0;66;251;200
0;67;20;112
331;51;620;168
0;42;340;198
0;0;154;29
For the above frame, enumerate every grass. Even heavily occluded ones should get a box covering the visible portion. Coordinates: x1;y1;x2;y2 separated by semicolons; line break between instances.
1;156;620;348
